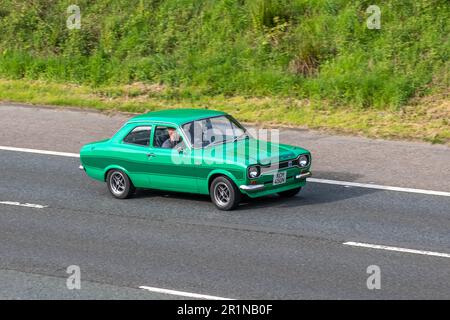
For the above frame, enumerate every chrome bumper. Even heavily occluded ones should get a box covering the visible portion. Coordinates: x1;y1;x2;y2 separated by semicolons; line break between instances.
296;171;312;179
240;184;265;192
240;171;312;192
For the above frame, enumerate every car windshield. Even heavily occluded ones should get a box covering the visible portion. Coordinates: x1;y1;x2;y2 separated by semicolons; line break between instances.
182;115;248;148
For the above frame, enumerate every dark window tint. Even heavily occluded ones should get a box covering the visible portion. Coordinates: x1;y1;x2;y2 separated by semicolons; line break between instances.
153;126;184;149
153;126;170;148
123;126;151;146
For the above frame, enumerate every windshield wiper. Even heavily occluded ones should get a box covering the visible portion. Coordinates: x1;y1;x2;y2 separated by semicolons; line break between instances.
208;136;239;148
233;132;248;142
206;132;248;148
207;139;229;148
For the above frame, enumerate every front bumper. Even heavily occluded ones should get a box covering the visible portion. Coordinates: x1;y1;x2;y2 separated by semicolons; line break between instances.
240;184;265;192
295;171;312;180
240;171;312;193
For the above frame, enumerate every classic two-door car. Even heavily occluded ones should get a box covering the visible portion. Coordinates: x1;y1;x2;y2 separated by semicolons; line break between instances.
79;109;312;210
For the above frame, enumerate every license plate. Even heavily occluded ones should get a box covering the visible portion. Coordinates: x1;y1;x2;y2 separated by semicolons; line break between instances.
273;171;287;185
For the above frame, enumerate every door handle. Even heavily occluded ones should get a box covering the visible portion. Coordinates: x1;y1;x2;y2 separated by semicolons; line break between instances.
147;153;156;158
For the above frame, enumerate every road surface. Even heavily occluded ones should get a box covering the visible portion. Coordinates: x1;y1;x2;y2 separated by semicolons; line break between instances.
0;103;449;299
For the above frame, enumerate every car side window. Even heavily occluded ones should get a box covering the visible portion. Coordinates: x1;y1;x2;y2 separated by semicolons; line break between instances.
123;126;152;146
153;126;184;149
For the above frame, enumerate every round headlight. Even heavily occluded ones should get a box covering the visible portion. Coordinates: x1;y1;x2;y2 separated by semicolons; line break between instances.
298;155;309;167
248;166;260;178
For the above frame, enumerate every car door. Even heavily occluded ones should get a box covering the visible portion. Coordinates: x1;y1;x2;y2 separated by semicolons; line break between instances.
147;124;199;193
112;124;154;188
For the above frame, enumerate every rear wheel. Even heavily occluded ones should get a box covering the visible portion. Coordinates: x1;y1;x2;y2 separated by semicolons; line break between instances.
278;187;302;198
107;169;135;199
210;176;241;211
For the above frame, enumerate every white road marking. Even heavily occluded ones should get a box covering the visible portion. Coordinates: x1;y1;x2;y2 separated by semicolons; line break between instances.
0;201;47;209
1;145;449;197
139;286;234;300
0;146;79;158
308;178;450;197
344;241;450;259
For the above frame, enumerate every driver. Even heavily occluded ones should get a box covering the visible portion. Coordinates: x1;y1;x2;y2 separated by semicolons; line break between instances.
162;127;181;149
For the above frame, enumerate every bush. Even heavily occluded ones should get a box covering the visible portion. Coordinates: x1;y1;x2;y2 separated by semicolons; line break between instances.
0;0;448;109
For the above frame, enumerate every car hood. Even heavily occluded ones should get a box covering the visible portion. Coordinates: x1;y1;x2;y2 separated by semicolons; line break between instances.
202;138;308;166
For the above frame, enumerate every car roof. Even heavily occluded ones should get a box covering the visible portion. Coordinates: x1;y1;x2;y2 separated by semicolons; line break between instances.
127;109;228;126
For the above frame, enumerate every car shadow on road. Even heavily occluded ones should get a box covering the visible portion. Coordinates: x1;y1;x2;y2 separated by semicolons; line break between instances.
238;171;378;211
133;188;212;203
238;186;379;211
132;170;378;211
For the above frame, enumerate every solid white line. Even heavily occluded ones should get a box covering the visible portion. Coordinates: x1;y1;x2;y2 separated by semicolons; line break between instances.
343;241;450;259
1;145;449;197
0;201;47;209
0;146;79;158
139;286;234;300
308;178;450;197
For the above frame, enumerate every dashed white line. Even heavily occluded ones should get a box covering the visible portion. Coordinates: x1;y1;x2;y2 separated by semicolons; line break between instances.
139;286;234;300
1;145;449;197
343;241;450;259
308;178;450;197
0;146;79;158
0;201;48;209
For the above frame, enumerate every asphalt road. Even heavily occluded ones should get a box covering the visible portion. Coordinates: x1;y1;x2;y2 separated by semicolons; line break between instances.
1;103;449;191
0;104;449;299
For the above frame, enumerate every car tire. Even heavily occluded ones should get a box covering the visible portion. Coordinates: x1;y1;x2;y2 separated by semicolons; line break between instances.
107;169;135;199
210;176;241;211
278;187;302;198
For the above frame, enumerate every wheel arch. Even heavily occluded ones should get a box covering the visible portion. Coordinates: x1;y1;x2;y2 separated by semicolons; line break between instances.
207;169;241;192
104;165;133;182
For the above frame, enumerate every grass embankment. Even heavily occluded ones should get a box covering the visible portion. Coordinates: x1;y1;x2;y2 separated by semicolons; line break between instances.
0;0;448;143
1;79;448;144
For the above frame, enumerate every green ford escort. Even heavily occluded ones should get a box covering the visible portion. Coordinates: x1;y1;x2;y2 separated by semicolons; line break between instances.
79;109;312;210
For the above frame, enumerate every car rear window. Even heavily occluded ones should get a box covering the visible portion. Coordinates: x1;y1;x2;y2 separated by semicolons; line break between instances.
123;126;151;146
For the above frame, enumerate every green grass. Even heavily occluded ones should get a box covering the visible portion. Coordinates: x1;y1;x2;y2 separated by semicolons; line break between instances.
0;0;448;108
0;1;448;143
1;79;448;144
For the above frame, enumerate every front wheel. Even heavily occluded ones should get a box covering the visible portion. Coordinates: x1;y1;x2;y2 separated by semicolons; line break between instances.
107;169;135;199
210;176;241;211
278;187;302;198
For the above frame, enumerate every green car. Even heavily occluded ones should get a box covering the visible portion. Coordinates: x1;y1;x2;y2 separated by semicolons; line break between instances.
79;109;312;210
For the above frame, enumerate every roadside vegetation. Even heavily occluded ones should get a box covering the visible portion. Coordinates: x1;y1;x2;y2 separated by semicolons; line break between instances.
0;0;448;143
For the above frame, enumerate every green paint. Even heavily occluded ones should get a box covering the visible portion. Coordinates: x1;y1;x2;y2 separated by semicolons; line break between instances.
80;110;311;197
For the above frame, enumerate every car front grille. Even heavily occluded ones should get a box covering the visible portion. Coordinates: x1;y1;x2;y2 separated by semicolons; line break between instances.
260;155;309;174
